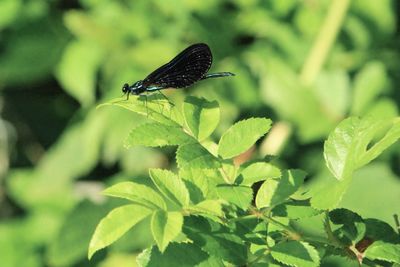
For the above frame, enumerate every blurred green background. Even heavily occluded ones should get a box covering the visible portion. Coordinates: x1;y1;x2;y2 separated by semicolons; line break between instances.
0;0;399;266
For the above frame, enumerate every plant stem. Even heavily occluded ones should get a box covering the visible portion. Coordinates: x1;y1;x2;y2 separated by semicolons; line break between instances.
299;0;351;86
261;213;302;241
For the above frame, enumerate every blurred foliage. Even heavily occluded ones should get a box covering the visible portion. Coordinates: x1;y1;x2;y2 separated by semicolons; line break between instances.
0;0;399;266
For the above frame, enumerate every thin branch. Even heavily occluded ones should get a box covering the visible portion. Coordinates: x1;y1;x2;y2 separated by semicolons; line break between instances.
299;0;351;86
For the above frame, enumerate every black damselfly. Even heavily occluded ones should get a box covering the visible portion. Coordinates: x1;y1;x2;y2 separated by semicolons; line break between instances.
122;43;234;99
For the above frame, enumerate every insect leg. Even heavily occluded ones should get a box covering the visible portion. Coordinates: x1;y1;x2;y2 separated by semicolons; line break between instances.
157;91;175;106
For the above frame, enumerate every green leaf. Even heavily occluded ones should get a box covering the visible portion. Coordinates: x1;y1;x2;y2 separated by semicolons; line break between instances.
98;96;183;126
364;218;399;243
184;217;248;265
179;168;225;203
137;243;221;267
216;185;253;210
187;200;224;222
151;210;184;253
272;200;321;219
88;204;152;259
310;177;351;210
329;209;366;245
56;40;103;106
180;168;210;202
218;118;272;159
124;123;194;148
351;61;387;115
365;241;400;264
103;182;166;210
324;117;400;181
256;169;306;208
329;208;362;224
237;162;281;185
183;96;220;141
149;169;190;207
176;143;221;169
47;200;113;266
338;163;400;226
270;241;320;267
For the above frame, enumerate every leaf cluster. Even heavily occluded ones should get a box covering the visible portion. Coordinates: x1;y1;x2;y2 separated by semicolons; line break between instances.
89;96;400;266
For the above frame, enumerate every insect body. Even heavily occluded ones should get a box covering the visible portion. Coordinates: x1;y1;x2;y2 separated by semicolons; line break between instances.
122;43;234;98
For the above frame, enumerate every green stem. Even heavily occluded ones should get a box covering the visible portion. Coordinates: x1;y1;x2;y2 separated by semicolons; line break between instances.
228;214;258;222
261;213;302;241
259;208;330;245
299;0;351;86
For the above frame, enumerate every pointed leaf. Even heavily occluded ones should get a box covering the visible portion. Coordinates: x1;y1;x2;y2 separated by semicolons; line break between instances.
310;177;351;210
329;208;366;245
365;241;400;264
151;210;184;253
176;143;221;169
256;169;306;208
218;118;272;159
183;96;220;141
187;199;224;222
237;162;281;185
137;243;221;267
272;201;321;219
124;123;194;148
271;241;320;267
103;182;166;210
88;204;152;259
324;117;400;181
98;96;183;126
184;217;248;265
216;185;253;210
149;169;189;207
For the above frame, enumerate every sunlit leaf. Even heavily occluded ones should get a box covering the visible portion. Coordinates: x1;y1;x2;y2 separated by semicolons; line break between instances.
237;162;281;185
256;169;306;208
216;185;253;210
183;96;220;141
137;243;220;267
88;204;152;259
124;122;194;148
151;210;183;253
324;117;400;181
271;241;320;267
365;241;400;264
176;143;221;169
187;199;224;223
103;182;167;210
98;96;183;126
149;169;189;207
218;118;272;159
310;176;351;210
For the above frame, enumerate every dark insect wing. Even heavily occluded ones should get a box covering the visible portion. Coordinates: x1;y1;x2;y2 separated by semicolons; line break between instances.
142;43;212;89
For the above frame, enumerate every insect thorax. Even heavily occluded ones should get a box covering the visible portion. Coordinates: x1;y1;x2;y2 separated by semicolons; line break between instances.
130;80;146;95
